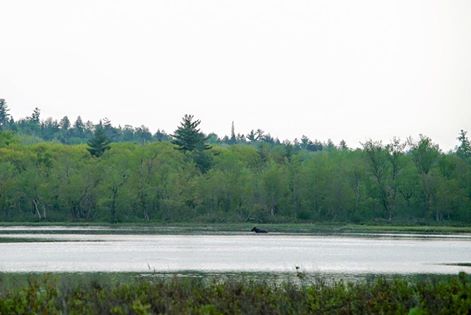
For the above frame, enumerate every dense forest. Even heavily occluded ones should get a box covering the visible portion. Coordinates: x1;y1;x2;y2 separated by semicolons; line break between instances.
0;99;470;223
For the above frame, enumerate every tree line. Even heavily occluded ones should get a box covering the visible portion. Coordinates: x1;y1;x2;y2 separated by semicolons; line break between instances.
0;99;470;223
0;99;335;148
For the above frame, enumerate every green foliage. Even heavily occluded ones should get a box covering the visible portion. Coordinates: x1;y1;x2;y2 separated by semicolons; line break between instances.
0;99;9;130
410;135;440;175
0;137;470;223
457;130;471;160
87;126;111;157
0;131;17;147
171;115;212;172
0;274;470;314
0;100;470;224
171;114;211;152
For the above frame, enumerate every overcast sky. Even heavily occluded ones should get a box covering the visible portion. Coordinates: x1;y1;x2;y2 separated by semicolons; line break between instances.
1;0;470;150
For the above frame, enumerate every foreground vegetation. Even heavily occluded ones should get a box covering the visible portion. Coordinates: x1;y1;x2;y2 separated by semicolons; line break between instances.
0;273;470;314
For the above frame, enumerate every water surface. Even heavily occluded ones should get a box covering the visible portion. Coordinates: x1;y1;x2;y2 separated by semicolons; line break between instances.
1;229;470;274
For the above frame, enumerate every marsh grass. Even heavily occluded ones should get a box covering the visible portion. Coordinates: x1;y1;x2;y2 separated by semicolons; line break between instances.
443;263;471;267
0;237;105;243
0;273;470;314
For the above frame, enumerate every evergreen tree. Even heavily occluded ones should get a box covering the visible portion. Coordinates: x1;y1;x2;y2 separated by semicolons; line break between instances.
237;133;246;143
41;118;60;140
247;130;257;143
171;114;210;152
256;129;265;141
339;140;349;150
58;116;71;143
264;134;274;144
87;125;111;157
72;116;85;138
59;116;71;130
0;99;9;130
300;135;311;150
30;107;40;124
326;139;336;151
154;129;169;142
457;130;471;159
229;121;236;144
73;116;84;130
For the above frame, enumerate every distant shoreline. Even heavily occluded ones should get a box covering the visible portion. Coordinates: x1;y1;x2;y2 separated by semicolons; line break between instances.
0;222;470;235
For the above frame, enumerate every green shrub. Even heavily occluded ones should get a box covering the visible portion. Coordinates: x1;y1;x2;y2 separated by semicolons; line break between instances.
0;273;470;314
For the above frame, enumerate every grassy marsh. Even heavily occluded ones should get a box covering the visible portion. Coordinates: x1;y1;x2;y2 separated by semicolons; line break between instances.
0;272;470;314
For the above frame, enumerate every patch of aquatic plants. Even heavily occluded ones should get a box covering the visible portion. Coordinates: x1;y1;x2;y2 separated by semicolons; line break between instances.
2;223;471;237
0;237;105;243
0;273;470;314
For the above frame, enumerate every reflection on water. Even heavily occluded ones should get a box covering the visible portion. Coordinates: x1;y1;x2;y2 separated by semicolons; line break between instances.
0;229;470;274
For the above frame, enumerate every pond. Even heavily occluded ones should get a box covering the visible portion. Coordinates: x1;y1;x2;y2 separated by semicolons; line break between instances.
0;227;470;274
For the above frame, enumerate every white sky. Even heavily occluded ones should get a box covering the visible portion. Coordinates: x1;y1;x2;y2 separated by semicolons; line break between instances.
1;0;470;150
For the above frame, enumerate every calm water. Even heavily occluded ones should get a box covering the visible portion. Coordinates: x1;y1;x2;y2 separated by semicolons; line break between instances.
0;228;470;274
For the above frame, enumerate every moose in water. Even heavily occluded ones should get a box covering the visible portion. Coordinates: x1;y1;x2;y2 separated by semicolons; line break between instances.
251;227;268;233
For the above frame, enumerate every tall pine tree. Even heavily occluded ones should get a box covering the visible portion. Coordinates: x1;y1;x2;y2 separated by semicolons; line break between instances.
171;114;210;152
87;124;111;157
457;129;471;159
172;114;212;172
0;99;10;130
